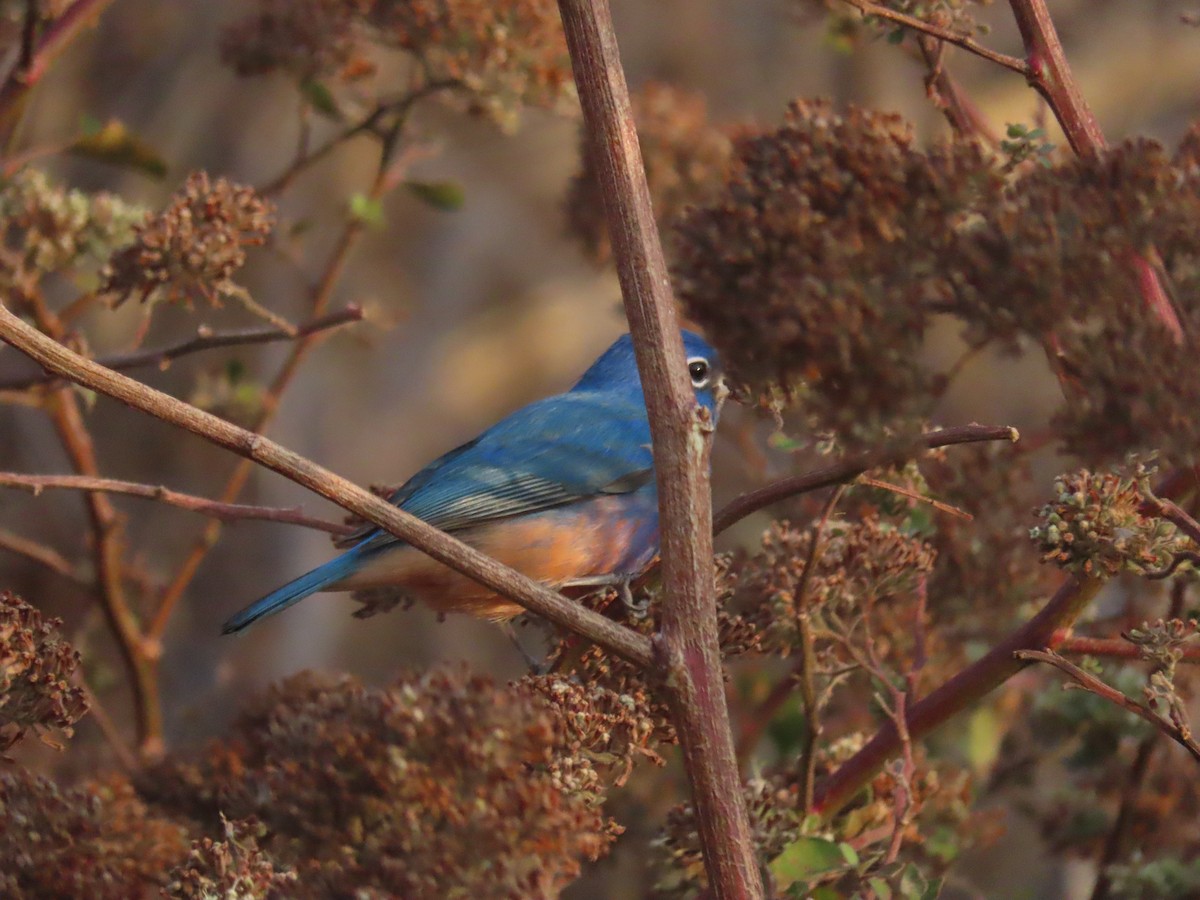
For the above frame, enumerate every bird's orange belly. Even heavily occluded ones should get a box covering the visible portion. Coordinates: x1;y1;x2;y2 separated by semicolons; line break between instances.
330;501;650;621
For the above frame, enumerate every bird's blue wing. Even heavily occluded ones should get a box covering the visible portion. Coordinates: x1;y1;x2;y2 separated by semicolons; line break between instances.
347;391;654;552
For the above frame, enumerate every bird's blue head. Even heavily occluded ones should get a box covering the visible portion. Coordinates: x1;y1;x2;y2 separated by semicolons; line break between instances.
573;330;722;418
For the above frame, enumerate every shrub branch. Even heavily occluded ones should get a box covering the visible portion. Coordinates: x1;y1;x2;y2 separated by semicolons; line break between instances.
0;302;657;670
556;0;764;895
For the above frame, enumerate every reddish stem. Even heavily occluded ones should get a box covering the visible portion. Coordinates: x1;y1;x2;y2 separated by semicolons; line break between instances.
1007;0;1183;341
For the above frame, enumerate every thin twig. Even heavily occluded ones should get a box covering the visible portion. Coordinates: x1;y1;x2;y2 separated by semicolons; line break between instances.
1015;648;1200;762
0;471;352;534
713;424;1017;537
814;572;1104;816
915;36;1001;146
257;80;462;197
1056;634;1200;665
797;486;844;813
1090;580;1189;900
149;125;415;644
0;527;83;584
26;290;163;759
0;301;659;670
840;0;1029;75
857;475;972;521
0;0;115;142
557;0;763;895
0;305;363;391
75;674;137;773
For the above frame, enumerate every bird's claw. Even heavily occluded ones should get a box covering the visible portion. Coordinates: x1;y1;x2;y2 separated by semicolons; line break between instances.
619;581;649;619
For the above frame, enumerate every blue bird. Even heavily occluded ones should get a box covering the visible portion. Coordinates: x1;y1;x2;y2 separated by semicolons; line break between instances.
221;330;721;634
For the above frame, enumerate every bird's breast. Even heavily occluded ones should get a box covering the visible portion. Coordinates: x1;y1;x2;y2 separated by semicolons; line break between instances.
332;493;659;621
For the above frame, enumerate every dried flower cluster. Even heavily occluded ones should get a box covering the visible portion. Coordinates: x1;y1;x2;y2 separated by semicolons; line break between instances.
674;100;995;443
221;0;574;127
140;668;620;898
738;516;936;661
0;771;188;898
520;674;673;787
163;817;298;899
0;168;140;289
1126;617;1199;719
956;139;1200;462
101;172;274;310
675;101;1200;459
1029;464;1191;578
567;82;736;264
0;591;88;753
218;0;372;80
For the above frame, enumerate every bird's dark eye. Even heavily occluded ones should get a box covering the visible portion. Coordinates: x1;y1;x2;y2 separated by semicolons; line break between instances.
688;357;710;387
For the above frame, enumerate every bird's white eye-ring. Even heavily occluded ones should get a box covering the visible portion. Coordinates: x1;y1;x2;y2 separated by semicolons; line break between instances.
688;357;711;388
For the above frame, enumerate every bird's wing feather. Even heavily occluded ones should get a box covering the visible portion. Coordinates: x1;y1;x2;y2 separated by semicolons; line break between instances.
342;392;653;553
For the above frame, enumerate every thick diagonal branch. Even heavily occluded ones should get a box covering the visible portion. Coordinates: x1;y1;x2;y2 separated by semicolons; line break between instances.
0;303;655;669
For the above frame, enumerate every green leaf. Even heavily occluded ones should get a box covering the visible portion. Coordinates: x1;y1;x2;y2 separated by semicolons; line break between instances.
68;118;168;178
887;27;906;44
966;705;1000;774
300;79;342;119
771;837;847;889
869;877;894;900
897;863;943;900
349;193;386;229
406;180;466;211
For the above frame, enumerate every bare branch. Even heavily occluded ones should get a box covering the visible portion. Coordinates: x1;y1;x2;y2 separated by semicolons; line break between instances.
0;305;363;391
1006;0;1184;340
1057;634;1200;665
0;527;82;584
257;81;463;197
556;0;763;895
840;0;1029;76
0;301;657;670
713;424;1017;536
0;471;353;535
26;290;163;758
1015;648;1200;762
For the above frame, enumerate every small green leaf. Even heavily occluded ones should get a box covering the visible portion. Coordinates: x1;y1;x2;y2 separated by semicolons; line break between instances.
300;79;341;119
771;837;847;889
349;193;386;229
406;180;466;211
69;118;168;178
967;705;1000;774
887;27;906;44
869;877;894;900
838;842;860;867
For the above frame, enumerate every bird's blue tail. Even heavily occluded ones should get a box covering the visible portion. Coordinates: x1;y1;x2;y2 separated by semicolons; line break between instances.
221;545;368;634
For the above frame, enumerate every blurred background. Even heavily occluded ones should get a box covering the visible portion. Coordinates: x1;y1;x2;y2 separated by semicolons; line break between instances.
1;1;1197;895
